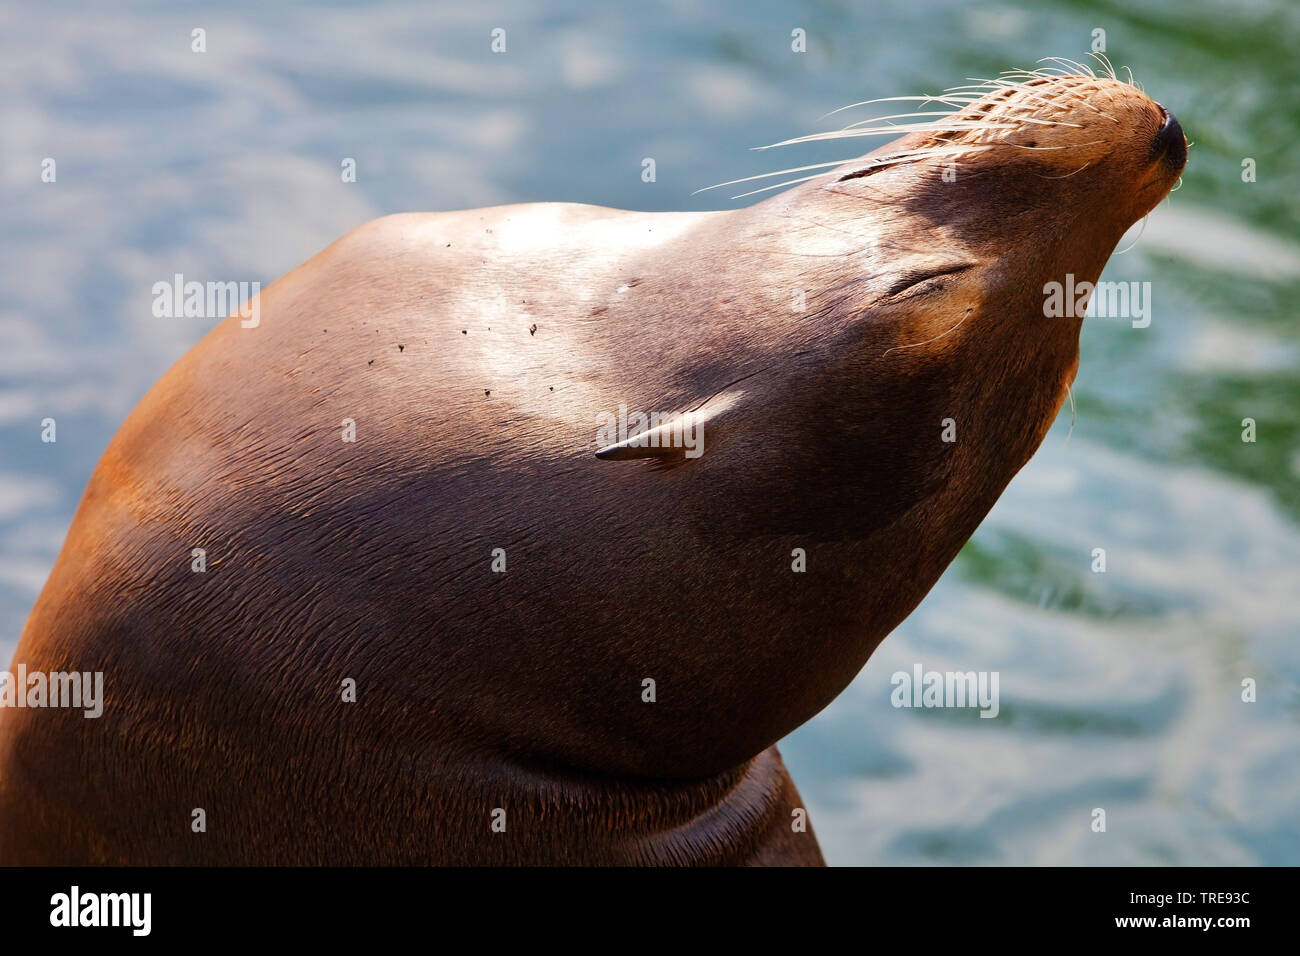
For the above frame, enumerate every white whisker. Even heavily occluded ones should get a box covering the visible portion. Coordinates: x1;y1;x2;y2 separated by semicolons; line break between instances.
692;160;862;195
1040;56;1096;79
697;61;1161;204
1029;64;1077;77
1017;116;1086;128
1065;382;1076;443
717;143;1000;196
731;174;828;199
819;94;974;120
1114;214;1148;254
757;122;1021;150
882;308;974;356
841;110;962;130
1037;161;1093;179
983;77;1119;124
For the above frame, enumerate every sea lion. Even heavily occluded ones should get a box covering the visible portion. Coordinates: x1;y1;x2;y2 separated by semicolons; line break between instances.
0;67;1186;865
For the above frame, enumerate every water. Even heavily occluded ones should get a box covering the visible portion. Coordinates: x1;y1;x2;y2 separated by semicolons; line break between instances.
2;0;1297;864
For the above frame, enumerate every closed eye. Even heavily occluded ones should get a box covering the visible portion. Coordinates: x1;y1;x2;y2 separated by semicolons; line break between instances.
885;262;973;298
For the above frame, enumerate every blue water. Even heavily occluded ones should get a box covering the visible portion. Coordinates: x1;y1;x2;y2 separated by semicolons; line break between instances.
2;0;1297;864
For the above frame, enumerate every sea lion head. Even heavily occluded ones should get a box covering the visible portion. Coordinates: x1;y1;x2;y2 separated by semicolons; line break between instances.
579;69;1193;774
603;68;1190;550
715;67;1191;498
588;69;1194;750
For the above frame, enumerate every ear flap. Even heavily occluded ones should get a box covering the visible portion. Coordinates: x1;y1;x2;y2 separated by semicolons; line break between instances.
595;390;744;462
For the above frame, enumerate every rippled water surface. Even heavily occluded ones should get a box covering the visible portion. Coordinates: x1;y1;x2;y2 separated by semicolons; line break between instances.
2;0;1297;864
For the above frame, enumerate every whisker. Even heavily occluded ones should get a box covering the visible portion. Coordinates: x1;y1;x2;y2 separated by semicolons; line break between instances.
947;79;1029;95
1037;58;1092;78
1113;214;1148;254
819;94;974;120
1015;116;1085;128
732;143;1001;196
730;174;828;199
839;143;997;163
928;94;1087;128
1037;161;1093;179
841;110;964;129
692;160;860;194
882;308;974;356
1096;52;1118;81
1064;382;1076;444
757;121;1021;150
977;77;1119;123
995;87;1107;122
1041;56;1096;79
701;61;1157;204
1060;57;1092;78
859;107;1084;131
831;143;998;172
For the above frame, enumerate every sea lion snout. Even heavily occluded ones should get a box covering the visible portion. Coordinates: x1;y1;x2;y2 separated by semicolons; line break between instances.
814;71;1187;237
1154;105;1187;171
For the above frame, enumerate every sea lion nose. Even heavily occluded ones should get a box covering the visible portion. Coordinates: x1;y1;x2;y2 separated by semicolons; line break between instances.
1154;105;1186;171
